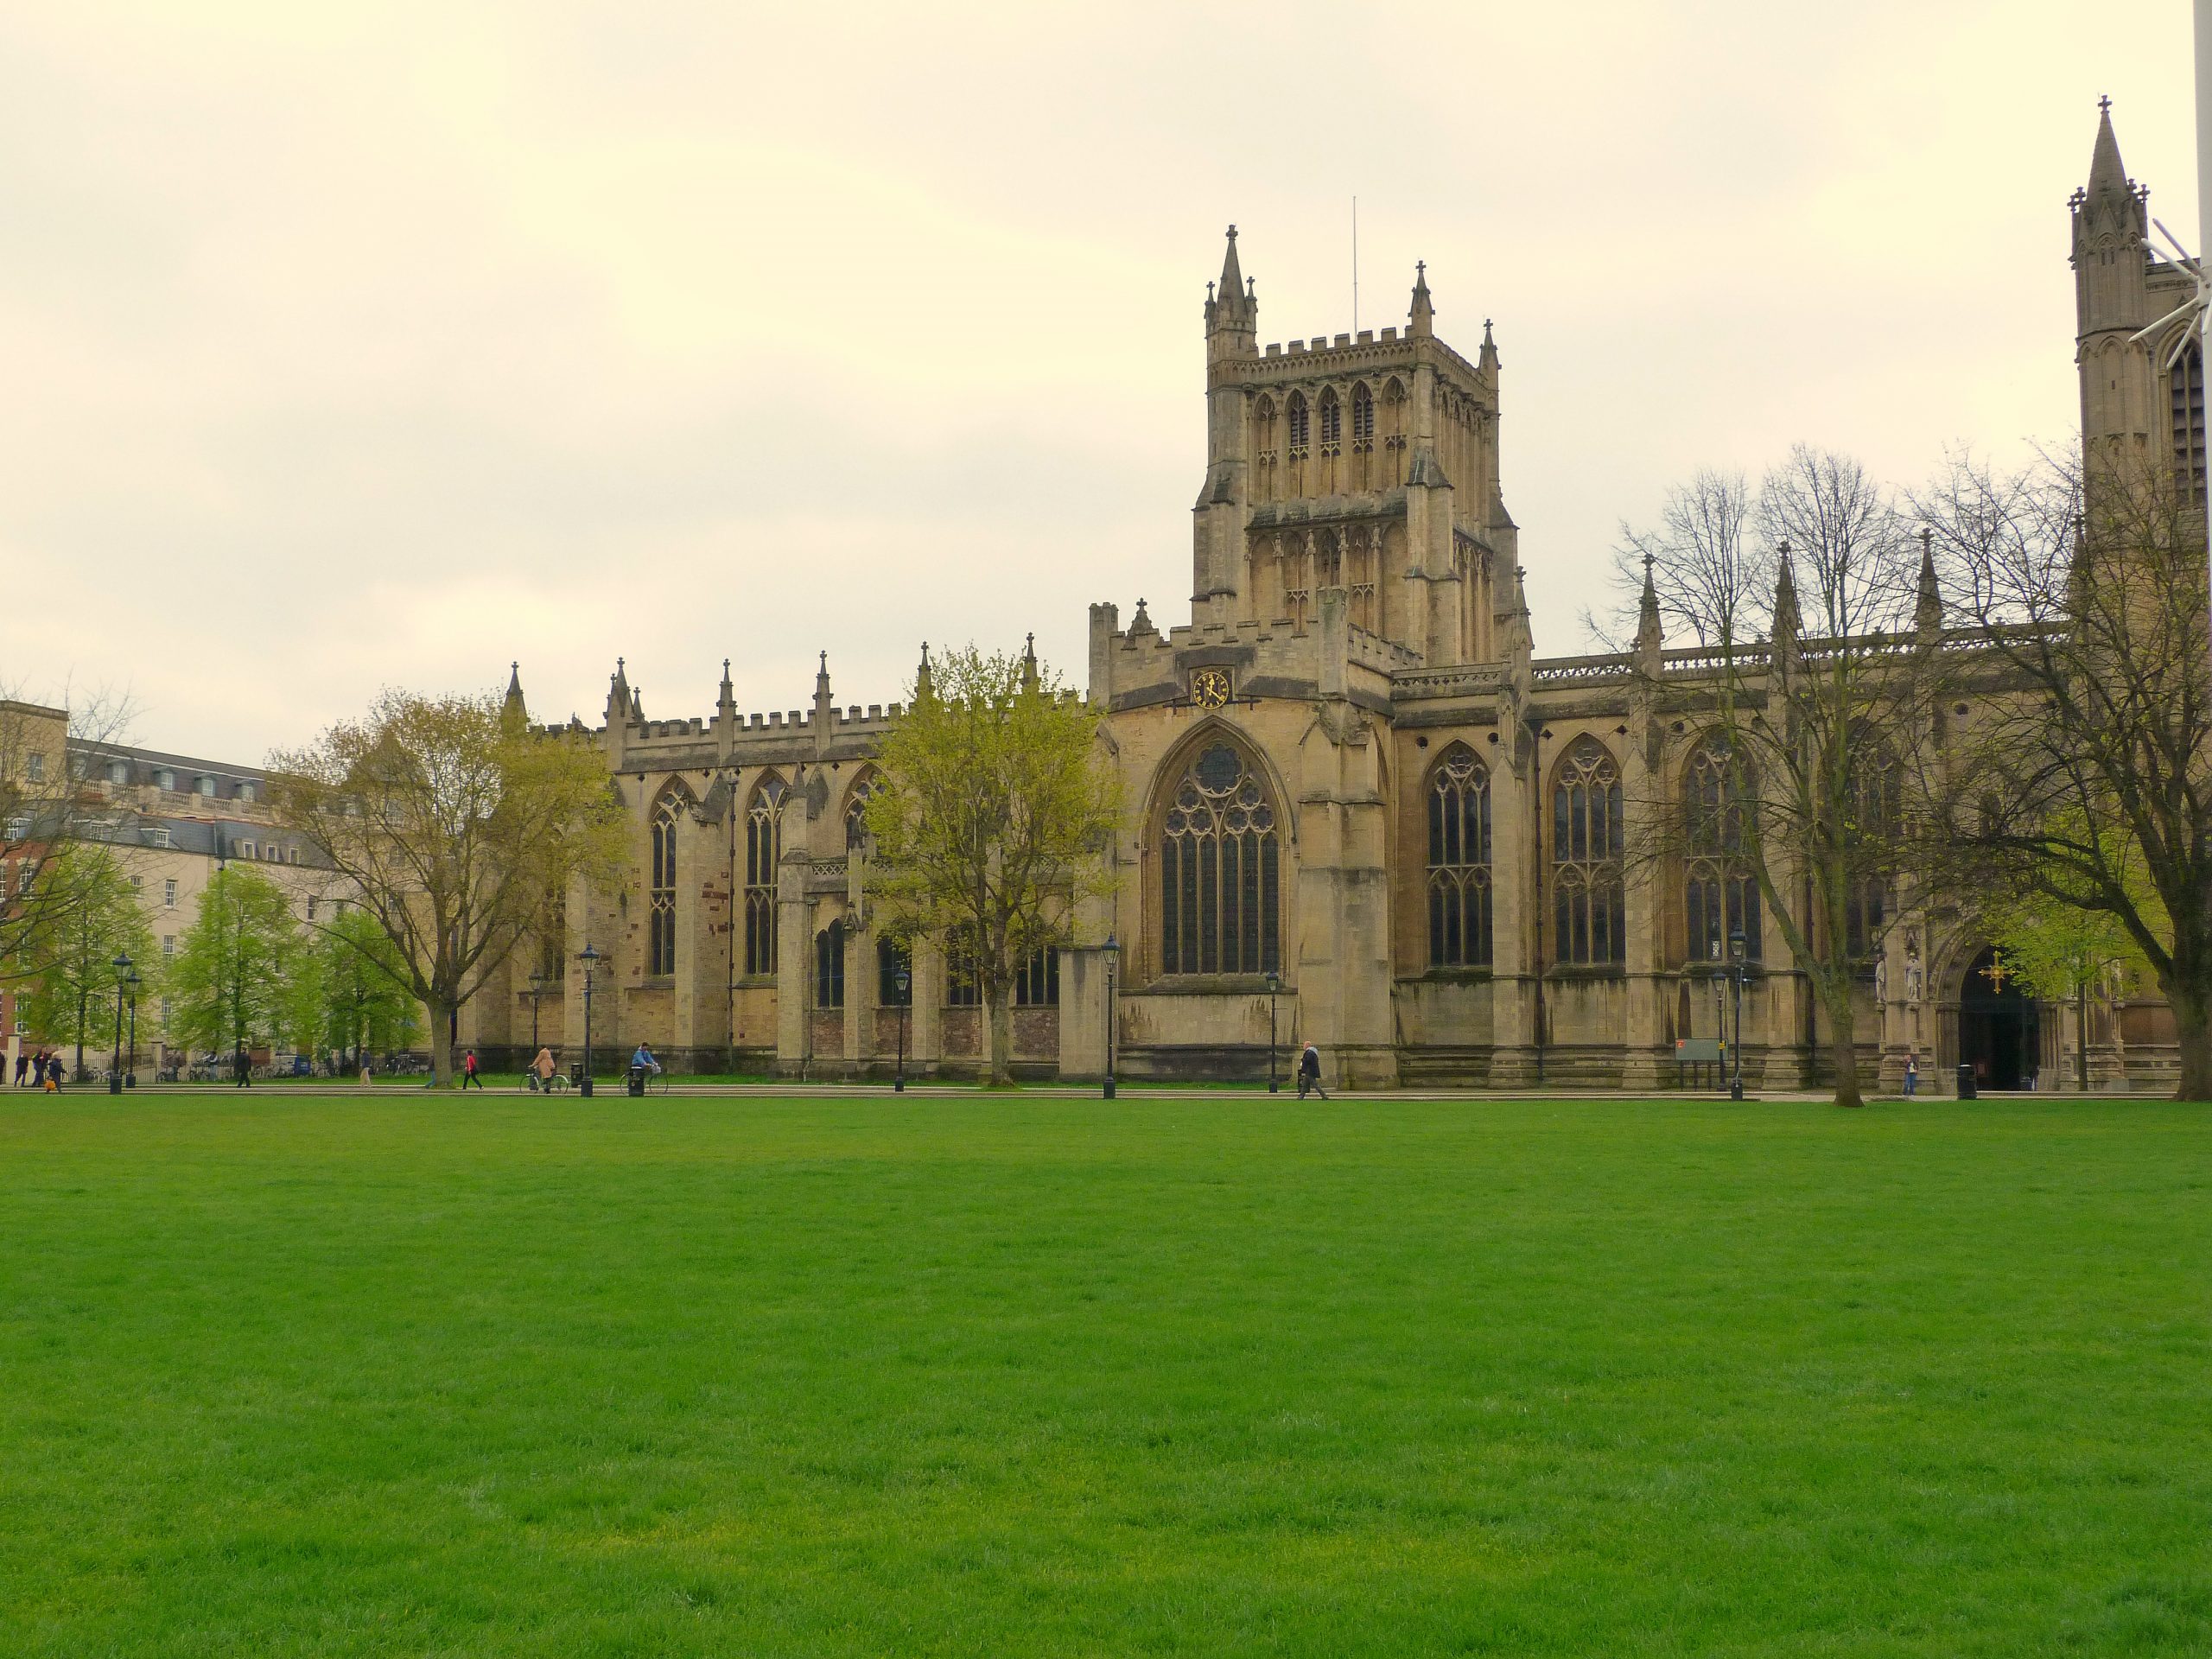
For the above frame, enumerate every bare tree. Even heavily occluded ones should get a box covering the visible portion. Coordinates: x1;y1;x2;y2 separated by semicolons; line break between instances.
1621;447;1936;1107
1915;446;2212;1101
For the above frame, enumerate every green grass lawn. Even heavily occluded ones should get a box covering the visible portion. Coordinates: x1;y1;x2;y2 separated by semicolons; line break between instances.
2;1094;2206;1656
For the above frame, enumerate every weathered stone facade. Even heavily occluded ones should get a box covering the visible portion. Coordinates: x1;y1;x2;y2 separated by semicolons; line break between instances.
460;106;2189;1092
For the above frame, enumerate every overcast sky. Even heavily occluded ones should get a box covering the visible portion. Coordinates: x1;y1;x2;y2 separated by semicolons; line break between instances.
1;2;2196;761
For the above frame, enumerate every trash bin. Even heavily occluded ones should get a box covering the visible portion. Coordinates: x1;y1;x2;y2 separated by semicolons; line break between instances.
569;1061;586;1085
1956;1063;1977;1100
627;1065;646;1098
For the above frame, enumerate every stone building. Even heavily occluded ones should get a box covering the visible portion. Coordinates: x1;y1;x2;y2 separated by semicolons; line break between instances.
467;104;2188;1092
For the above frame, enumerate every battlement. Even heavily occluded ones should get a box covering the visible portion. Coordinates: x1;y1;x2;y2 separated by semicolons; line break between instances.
1263;327;1399;357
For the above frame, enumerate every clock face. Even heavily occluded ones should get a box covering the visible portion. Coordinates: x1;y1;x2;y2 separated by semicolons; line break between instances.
1190;667;1233;709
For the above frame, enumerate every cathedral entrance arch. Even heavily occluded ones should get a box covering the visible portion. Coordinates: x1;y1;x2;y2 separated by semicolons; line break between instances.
1958;946;2039;1091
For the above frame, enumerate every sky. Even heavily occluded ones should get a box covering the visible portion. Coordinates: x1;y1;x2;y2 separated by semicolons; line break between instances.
0;1;2197;761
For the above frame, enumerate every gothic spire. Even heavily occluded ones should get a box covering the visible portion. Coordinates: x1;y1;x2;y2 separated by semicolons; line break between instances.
1915;528;1943;634
1020;631;1039;695
1218;224;1244;303
1772;542;1802;639
606;657;633;725
1478;316;1498;375
914;640;934;704
501;661;527;728
1204;224;1255;353
2087;95;2130;202
1408;260;1434;337
1635;553;1663;655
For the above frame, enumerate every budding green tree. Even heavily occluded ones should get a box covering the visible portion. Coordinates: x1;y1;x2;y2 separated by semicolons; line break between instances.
163;867;315;1063
15;845;151;1081
864;643;1118;1087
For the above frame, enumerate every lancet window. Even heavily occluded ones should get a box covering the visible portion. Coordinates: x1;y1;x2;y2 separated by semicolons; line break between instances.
1683;741;1760;964
844;773;880;852
647;785;689;977
743;775;786;976
1844;743;1899;964
2174;339;2207;504
1013;946;1059;1006
815;918;845;1010
1160;741;1281;976
878;938;912;1007
1426;746;1492;968
1552;737;1624;966
1287;392;1309;456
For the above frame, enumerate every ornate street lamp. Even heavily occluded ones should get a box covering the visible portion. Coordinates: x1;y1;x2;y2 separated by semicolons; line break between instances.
893;964;911;1093
1103;931;1118;1100
1266;969;1281;1093
528;969;546;1058
108;950;131;1095
578;942;601;1098
124;968;140;1089
1728;930;1747;1101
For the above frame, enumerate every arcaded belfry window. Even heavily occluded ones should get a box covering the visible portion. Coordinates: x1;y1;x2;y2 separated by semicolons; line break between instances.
1160;742;1280;976
1683;740;1760;963
1286;391;1309;456
2172;338;2207;503
1351;382;1375;446
743;775;787;976
1552;736;1625;966
647;785;689;976
1427;745;1492;968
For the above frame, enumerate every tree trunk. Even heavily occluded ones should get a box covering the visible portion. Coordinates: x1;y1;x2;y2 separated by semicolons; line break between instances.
1821;974;1865;1108
429;997;456;1087
2165;969;2212;1103
985;987;1014;1088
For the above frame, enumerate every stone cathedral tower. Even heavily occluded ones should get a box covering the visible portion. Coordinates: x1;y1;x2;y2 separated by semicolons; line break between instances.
1189;228;1524;665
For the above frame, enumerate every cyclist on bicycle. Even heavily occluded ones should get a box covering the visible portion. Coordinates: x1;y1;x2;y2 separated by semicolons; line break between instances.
632;1042;662;1084
531;1046;557;1091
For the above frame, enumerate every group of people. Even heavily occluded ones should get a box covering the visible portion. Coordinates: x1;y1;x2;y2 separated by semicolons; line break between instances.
11;1049;67;1090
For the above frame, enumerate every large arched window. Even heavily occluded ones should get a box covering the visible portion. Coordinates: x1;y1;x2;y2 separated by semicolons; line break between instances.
1552;737;1624;966
743;775;786;976
815;917;845;1009
1160;741;1281;976
1318;387;1341;451
877;937;911;1007
647;785;690;977
1683;740;1760;963
1427;745;1491;967
1286;391;1309;456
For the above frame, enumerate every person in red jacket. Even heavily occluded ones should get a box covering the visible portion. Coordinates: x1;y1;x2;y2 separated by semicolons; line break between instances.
461;1049;485;1090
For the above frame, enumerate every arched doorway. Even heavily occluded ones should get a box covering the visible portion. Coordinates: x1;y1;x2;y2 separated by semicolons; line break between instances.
1959;947;2039;1090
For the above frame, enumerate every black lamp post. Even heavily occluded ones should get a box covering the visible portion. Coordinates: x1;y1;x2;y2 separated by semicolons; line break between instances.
1728;930;1747;1101
108;950;131;1094
893;964;910;1092
1103;931;1118;1100
124;969;140;1089
578;942;600;1098
528;969;546;1057
1266;969;1281;1093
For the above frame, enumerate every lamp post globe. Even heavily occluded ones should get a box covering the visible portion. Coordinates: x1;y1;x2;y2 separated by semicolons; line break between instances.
577;943;601;1098
1728;930;1747;1101
893;965;911;1093
108;950;132;1095
1103;932;1118;1100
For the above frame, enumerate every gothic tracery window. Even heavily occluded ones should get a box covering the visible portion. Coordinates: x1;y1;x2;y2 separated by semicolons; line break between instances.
1552;737;1624;966
1287;392;1309;456
648;785;689;977
845;773;879;851
1844;743;1899;964
1318;388;1341;452
1683;740;1760;963
1160;741;1281;976
1427;745;1492;968
743;775;786;976
1014;945;1059;1006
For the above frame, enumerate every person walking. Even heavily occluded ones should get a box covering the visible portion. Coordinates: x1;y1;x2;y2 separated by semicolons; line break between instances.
531;1046;556;1091
1903;1051;1919;1099
461;1049;485;1090
41;1051;60;1092
1296;1041;1327;1101
12;1050;27;1087
233;1046;252;1088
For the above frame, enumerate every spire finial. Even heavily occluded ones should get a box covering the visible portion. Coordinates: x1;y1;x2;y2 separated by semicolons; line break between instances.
2099;92;2112;115
722;657;732;678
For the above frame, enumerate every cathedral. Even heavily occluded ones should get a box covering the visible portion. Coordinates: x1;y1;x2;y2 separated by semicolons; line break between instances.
466;104;2190;1093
